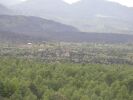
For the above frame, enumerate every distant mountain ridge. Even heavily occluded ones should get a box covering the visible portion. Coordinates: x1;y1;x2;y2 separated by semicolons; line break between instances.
0;15;133;43
12;0;133;34
1;1;133;43
0;4;10;14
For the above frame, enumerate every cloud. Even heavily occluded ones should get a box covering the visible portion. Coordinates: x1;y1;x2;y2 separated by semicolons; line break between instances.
63;0;81;4
0;0;22;6
108;0;133;7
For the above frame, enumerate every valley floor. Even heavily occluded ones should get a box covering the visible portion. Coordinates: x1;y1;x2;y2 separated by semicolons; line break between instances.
0;42;133;100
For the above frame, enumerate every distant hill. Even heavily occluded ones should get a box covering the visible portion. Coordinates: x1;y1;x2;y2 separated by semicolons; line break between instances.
0;15;133;43
0;15;79;42
0;30;32;43
12;0;133;34
0;4;10;14
0;15;78;35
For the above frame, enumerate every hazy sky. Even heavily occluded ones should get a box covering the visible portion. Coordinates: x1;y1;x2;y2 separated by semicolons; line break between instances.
0;0;133;7
108;0;133;7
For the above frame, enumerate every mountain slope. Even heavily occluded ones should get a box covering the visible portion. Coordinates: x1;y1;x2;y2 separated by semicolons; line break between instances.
0;30;33;43
0;15;78;36
0;15;79;42
0;4;10;14
72;0;133;21
12;0;133;34
0;15;133;43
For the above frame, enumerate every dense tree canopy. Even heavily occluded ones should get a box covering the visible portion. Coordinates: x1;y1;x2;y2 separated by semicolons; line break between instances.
0;57;133;100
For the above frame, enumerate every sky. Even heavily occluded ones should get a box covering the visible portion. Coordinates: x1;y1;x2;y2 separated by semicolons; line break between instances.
0;0;133;7
108;0;133;7
63;0;81;4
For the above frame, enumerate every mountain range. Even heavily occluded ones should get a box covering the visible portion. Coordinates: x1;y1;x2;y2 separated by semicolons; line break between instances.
0;1;133;43
12;0;133;34
0;14;133;43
